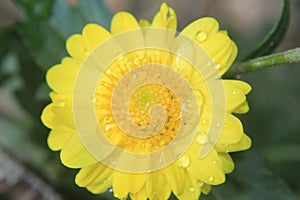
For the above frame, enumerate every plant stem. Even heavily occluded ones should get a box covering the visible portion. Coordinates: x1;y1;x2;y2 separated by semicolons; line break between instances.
225;48;300;78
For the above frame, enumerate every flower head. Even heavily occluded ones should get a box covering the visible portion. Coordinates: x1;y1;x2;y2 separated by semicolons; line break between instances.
41;3;251;200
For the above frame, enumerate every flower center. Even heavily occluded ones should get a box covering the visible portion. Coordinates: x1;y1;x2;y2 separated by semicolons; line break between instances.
129;84;180;129
94;50;186;153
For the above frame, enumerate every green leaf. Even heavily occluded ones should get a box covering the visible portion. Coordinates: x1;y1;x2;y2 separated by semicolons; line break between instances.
240;0;290;61
201;152;297;200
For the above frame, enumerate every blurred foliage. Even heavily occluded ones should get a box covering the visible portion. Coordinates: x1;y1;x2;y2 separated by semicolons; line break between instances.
0;0;299;200
240;0;290;62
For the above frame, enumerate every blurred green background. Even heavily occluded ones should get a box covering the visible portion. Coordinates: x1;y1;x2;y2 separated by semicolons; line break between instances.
0;0;299;199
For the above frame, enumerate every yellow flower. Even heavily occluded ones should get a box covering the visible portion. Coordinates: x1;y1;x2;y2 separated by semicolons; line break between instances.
41;3;251;200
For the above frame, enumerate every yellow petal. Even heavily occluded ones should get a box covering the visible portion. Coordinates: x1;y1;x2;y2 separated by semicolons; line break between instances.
217;113;244;144
41;104;67;129
152;3;177;30
165;163;185;196
201;32;237;75
75;163;112;187
146;171;171;200
223;42;237;75
111;12;140;34
46;58;80;93
225;80;252;94
234;101;250;114
60;135;98;168
176;175;200;200
125;173;147;193
47;128;74;151
219;152;235;173
50;94;75;129
188;147;225;185
197;106;243;144
112;171;129;199
82;23;111;51
66;34;87;61
110;12;144;50
130;186;147;200
87;177;111;194
181;17;219;39
139;19;151;28
201;183;211;194
216;134;252;152
223;80;251;113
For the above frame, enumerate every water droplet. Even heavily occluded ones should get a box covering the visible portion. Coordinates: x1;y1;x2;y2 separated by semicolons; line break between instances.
201;119;207;124
117;54;123;60
232;90;237;95
216;64;221;69
133;72;140;79
198;181;204;187
159;157;163;163
195;31;207;42
177;154;190;168
208;176;214;182
189;187;195;192
196;133;209;144
181;103;187;112
108;188;113;193
105;124;114;132
134;56;140;65
90;96;96;103
55;101;66;107
216;121;221;127
212;160;217;165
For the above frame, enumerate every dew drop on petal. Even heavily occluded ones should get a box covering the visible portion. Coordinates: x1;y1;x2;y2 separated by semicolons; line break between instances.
195;31;207;42
89;96;96;103
159;157;163;163
232;90;237;95
177;154;190;168
108;188;113;193
201;119;207;124
216;121;221;127
196;133;209;144
134;56;140;65
55;101;66;107
212;160;217;165
216;63;221;69
117;54;123;61
208;176;214;182
189;187;195;192
105;124;114;132
198;181;204;187
133;72;140;79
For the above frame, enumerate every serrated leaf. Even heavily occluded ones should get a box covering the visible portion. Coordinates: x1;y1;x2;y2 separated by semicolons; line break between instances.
240;0;290;61
201;152;297;200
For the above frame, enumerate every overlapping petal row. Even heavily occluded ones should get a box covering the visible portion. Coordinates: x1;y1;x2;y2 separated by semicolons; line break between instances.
41;3;251;200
